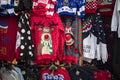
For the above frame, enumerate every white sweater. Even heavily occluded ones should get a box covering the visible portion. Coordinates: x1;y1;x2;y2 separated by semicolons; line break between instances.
111;0;120;37
83;33;108;63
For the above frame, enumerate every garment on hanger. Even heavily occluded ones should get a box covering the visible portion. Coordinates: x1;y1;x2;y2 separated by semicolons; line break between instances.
85;0;98;13
0;16;17;62
60;15;79;64
111;0;120;38
0;63;24;80
0;0;14;16
40;67;70;80
15;12;35;61
56;0;85;18
82;13;108;63
32;0;56;17
31;13;65;64
97;0;115;18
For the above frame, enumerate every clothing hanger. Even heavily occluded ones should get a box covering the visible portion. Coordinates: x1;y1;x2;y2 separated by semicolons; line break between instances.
48;62;58;71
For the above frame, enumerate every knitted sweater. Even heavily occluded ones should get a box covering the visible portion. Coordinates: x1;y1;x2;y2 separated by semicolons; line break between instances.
111;0;120;38
56;0;85;18
0;16;17;62
85;0;98;14
60;15;79;64
0;0;14;16
40;67;70;80
32;0;56;17
30;13;65;64
82;13;108;63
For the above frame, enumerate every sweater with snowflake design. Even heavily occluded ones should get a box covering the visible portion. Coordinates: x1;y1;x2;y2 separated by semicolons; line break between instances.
56;0;85;18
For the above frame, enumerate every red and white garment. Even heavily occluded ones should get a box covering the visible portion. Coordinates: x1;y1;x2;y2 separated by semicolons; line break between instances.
32;0;56;17
40;67;70;80
85;0;98;13
97;0;115;18
30;13;65;64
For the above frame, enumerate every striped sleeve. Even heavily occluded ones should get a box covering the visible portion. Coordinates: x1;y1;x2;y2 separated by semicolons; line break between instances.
77;18;83;56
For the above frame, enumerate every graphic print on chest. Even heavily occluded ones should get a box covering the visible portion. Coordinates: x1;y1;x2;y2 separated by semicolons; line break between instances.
36;21;58;55
65;25;74;46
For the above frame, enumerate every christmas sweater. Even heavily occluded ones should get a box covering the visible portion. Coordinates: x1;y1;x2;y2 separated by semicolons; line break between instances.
15;12;35;61
85;0;98;14
30;13;65;64
56;0;85;18
82;13;108;63
0;16;17;62
60;15;79;64
32;0;56;17
97;0;115;18
40;67;70;80
0;0;14;16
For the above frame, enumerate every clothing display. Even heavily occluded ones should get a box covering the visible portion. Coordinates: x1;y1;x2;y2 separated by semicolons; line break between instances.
60;15;79;64
85;0;98;13
0;0;118;80
40;67;71;80
32;0;56;17
0;0;14;16
16;12;35;60
82;13;108;63
0;65;24;80
56;0;85;18
0;16;17;62
111;0;120;37
30;13;65;64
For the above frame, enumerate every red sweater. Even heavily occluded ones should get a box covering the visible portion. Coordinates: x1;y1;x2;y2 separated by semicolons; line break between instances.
0;16;18;62
40;67;70;80
97;2;115;18
31;13;65;64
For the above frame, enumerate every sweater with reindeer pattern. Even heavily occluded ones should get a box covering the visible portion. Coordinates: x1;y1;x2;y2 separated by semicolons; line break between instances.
30;13;65;64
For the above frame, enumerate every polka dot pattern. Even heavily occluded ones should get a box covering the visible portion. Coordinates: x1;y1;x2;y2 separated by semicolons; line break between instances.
21;45;25;49
19;12;35;60
21;36;24;40
28;36;31;40
21;29;25;33
27;31;30;35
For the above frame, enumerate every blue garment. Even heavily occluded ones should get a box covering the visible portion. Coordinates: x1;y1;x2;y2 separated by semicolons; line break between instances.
0;21;8;28
56;0;85;18
76;0;85;18
14;66;25;80
0;0;14;16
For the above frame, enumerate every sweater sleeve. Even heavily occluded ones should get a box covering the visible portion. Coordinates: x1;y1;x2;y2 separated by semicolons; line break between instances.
76;0;85;18
111;0;119;31
117;0;120;11
117;0;120;37
97;14;108;63
57;15;65;61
